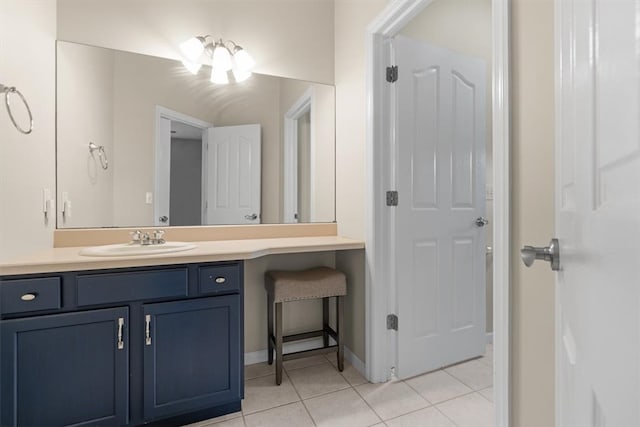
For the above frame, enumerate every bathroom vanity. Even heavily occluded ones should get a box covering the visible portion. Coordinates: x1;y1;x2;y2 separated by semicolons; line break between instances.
0;261;243;426
0;229;364;426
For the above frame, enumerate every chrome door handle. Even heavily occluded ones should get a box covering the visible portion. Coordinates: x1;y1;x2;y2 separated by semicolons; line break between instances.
520;238;560;271
244;213;258;220
475;217;489;227
159;215;168;223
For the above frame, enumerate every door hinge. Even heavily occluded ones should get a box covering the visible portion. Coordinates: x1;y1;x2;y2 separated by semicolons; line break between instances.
386;65;398;83
386;190;398;206
387;314;398;331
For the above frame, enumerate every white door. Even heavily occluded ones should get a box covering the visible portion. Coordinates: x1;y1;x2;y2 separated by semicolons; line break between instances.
206;124;261;225
555;0;640;425
395;36;487;379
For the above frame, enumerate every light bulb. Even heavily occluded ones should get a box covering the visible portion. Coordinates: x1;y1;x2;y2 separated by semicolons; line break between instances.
232;64;252;82
210;67;229;84
180;37;205;61
182;58;202;75
233;47;255;72
212;43;233;71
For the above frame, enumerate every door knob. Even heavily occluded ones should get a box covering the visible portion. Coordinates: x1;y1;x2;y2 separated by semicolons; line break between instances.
520;238;560;271
159;215;168;223
244;213;258;220
475;217;489;227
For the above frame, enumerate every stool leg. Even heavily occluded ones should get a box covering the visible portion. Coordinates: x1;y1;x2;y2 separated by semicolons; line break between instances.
267;293;274;365
337;296;344;371
275;301;283;385
322;297;329;347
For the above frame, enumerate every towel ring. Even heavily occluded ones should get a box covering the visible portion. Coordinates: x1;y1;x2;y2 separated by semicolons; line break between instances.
1;84;33;135
89;142;109;170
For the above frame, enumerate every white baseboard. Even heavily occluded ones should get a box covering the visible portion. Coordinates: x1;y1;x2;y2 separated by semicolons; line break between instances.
486;332;494;344
244;338;367;379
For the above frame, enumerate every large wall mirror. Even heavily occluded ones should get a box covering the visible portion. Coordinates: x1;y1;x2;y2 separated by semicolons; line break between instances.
56;41;335;228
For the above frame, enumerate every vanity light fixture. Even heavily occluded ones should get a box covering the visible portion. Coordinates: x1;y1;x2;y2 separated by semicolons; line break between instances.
179;35;256;84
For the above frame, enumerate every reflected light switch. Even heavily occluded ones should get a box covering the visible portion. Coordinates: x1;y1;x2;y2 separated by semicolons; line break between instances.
145;192;153;204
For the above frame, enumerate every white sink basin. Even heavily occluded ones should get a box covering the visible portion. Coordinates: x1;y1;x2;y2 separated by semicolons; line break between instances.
79;242;197;257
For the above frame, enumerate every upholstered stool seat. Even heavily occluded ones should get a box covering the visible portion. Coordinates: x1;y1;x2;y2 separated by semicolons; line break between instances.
265;267;347;385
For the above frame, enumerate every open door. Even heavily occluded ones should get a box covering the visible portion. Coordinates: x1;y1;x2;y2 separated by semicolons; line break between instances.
205;124;261;225
553;0;640;425
394;36;487;379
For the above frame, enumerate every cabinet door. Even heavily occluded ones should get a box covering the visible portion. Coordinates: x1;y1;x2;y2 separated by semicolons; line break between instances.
143;296;241;421
0;307;129;427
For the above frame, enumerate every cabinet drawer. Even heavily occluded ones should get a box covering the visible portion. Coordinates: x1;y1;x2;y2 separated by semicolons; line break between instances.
199;264;240;294
1;277;61;314
77;268;188;306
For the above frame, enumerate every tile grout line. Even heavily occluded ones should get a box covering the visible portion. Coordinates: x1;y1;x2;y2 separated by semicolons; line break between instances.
349;381;388;425
285;365;319;426
433;405;461;427
441;365;491;392
401;373;485;406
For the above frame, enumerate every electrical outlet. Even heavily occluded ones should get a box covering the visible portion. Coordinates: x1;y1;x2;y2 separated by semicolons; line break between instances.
145;192;153;204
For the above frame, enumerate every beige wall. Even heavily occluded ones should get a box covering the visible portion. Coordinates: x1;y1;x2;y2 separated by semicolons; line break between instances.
334;0;389;362
511;0;556;425
57;42;116;228
0;0;56;262
57;0;335;85
400;0;494;333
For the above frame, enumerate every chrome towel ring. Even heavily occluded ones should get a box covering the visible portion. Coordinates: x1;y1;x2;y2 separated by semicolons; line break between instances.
89;142;109;170
0;84;33;135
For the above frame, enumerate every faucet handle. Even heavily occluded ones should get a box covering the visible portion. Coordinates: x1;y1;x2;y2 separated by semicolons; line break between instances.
130;230;142;243
153;230;165;244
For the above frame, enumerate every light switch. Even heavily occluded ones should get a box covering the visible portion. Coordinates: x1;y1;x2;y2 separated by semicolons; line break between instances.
145;192;153;204
42;188;51;217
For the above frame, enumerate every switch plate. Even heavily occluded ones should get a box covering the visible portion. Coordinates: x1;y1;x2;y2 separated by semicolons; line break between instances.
485;186;494;200
145;192;153;204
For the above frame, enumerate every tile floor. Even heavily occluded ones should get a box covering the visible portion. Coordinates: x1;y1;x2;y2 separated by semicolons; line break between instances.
186;344;494;427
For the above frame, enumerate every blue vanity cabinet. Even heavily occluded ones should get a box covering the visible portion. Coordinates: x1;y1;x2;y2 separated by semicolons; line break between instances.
0;261;244;427
143;295;241;421
0;307;130;427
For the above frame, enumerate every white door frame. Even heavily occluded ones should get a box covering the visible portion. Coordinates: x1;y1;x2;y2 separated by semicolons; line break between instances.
283;86;316;223
154;106;212;226
365;1;510;426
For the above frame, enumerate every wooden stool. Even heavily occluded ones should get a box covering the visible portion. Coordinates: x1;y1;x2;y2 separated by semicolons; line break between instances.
265;267;347;385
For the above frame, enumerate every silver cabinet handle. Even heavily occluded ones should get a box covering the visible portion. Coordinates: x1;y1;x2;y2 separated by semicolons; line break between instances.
215;276;226;284
244;213;258;220
20;293;37;301
521;238;560;271
117;317;125;350
145;314;152;346
475;217;489;227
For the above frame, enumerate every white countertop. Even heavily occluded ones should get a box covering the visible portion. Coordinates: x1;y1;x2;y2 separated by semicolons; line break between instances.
0;236;364;275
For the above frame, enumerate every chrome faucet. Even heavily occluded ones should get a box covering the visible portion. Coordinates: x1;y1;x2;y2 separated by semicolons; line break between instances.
129;230;166;245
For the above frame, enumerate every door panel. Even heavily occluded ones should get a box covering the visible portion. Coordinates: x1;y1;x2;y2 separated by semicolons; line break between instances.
0;308;129;427
556;0;640;425
143;296;241;421
395;35;486;378
206;124;261;224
